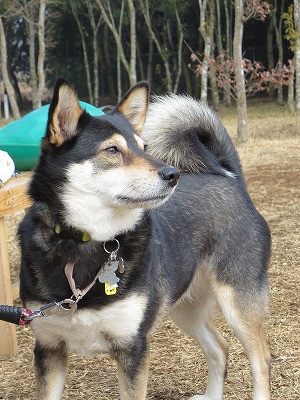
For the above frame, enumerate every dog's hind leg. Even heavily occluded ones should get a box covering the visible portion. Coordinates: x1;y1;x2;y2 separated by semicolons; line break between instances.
216;285;271;400
169;295;229;400
34;340;68;400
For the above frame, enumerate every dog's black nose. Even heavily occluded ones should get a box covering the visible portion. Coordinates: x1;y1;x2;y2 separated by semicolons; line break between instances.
159;166;180;187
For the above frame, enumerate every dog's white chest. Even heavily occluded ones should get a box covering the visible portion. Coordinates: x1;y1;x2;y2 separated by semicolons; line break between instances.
29;293;147;356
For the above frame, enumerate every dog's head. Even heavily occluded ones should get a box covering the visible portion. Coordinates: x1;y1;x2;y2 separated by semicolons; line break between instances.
30;79;179;241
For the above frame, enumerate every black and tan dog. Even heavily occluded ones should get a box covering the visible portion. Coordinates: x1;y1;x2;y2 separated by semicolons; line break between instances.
19;78;271;399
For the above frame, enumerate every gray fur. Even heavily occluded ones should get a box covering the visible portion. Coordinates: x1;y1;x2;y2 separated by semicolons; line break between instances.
143;94;242;178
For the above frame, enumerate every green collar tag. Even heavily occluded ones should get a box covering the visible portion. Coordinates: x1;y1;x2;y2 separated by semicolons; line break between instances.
82;231;91;242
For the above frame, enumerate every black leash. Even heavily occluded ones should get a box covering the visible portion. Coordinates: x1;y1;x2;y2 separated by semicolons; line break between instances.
0;305;33;326
0;299;77;326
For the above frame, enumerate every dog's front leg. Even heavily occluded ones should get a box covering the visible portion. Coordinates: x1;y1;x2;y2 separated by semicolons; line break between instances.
34;340;68;400
116;341;150;400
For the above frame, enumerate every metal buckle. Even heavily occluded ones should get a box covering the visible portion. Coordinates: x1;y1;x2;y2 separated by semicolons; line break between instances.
28;299;77;320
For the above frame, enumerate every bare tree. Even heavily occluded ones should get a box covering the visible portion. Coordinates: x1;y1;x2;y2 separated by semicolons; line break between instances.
139;0;183;93
0;14;21;118
223;0;233;105
86;0;102;106
117;0;125;100
173;4;184;94
233;0;271;141
96;0;137;87
71;0;93;104
36;0;46;108
198;0;210;103
233;0;247;142
22;0;39;108
272;0;286;104
19;0;47;109
294;0;300;112
23;0;47;108
207;1;220;108
197;0;219;106
127;0;137;86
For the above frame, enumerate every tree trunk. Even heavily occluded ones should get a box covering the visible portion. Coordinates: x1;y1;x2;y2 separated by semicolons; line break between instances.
103;24;116;100
208;0;219;108
117;0;125;100
198;0;209;102
96;0;131;87
137;41;145;81
71;1;93;104
0;16;20;119
273;0;284;105
87;0;101;107
183;62;192;95
22;0;45;109
266;15;275;98
139;0;173;91
294;0;300;112
8;62;23;105
224;0;233;57
173;5;183;94
288;58;295;112
127;0;137;86
25;3;39;110
223;0;232;105
29;24;38;108
146;27;153;85
215;0;223;54
92;29;99;106
36;0;46;108
233;0;248;142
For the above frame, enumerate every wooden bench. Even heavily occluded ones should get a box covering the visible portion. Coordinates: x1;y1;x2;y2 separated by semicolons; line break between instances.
0;174;31;356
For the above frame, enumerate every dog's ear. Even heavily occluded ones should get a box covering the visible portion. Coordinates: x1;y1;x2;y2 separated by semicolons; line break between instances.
115;81;149;135
47;78;84;146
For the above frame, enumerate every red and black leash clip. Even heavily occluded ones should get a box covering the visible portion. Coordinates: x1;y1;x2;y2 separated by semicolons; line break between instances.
0;299;78;326
0;305;33;326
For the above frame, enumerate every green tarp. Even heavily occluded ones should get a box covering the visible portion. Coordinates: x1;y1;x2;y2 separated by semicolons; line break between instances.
0;102;104;170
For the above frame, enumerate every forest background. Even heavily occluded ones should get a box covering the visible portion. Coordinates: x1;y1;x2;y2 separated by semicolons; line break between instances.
0;0;299;141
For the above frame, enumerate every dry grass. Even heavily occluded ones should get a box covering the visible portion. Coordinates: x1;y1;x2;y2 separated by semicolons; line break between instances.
0;101;299;399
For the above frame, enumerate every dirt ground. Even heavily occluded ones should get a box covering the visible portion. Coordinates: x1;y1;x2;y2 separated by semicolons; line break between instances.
0;102;299;399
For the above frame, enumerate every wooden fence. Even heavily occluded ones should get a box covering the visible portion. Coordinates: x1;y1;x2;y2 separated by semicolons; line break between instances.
0;175;31;356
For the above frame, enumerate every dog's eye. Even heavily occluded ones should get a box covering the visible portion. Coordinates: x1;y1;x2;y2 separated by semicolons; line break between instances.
105;146;119;154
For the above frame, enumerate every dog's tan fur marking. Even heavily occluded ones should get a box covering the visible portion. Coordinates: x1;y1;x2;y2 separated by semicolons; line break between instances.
97;133;130;167
96;133;155;173
215;284;271;400
170;268;229;399
117;348;150;400
170;268;270;400
98;133;128;153
134;134;146;151
35;342;68;400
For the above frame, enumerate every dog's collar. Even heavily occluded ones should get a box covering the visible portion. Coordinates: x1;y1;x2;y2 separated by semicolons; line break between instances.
45;205;91;243
65;239;124;298
53;222;91;242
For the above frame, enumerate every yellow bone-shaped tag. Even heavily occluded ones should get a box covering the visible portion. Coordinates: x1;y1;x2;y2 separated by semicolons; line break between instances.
105;282;117;296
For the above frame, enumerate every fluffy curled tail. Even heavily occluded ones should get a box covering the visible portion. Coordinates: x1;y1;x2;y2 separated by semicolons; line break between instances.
142;94;242;178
